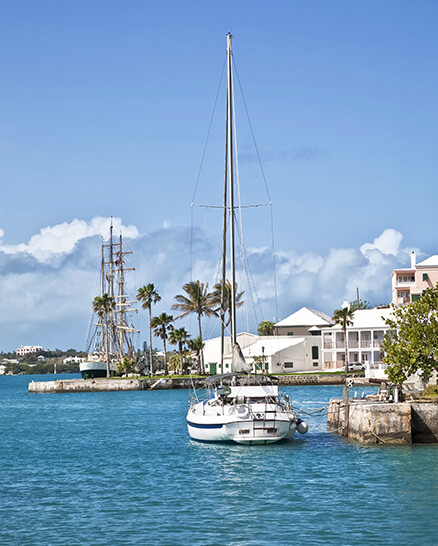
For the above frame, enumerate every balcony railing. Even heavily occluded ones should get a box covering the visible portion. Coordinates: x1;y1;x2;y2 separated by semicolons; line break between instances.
323;361;345;370
368;360;386;369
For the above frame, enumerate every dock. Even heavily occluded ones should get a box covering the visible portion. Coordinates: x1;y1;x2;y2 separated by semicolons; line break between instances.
28;374;373;393
327;398;438;444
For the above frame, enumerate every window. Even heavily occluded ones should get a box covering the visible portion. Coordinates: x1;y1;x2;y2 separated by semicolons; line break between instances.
312;346;319;359
412;294;421;302
423;273;428;281
284;362;294;369
287;332;294;336
397;275;414;283
313;362;319;367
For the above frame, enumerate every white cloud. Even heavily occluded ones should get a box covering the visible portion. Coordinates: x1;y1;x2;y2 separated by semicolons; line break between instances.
360;228;403;259
0;217;139;263
0;219;418;350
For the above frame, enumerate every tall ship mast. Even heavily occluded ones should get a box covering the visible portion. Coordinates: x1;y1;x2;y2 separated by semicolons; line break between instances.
81;221;139;378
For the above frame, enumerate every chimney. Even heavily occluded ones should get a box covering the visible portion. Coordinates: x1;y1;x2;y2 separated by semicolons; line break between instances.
411;250;416;269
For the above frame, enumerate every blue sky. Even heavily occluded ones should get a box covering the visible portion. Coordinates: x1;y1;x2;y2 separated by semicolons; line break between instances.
1;1;438;351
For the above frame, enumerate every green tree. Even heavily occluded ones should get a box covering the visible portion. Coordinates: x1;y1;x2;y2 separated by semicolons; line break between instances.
167;353;181;373
332;306;355;373
136;283;161;375
350;298;371;312
168;327;190;375
332;305;355;436
116;357;136;376
93;293;115;377
172;280;215;374
210;280;244;327
257;320;275;336
188;336;204;374
382;286;438;384
151;313;174;375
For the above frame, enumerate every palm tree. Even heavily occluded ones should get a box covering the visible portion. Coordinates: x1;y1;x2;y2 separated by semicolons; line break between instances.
332;305;355;436
151;313;174;375
210;280;244;327
172;280;215;374
257;320;275;336
332;306;355;373
93;293;115;377
136;284;161;374
168;327;190;375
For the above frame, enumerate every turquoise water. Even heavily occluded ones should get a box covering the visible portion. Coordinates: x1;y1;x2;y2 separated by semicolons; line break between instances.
1;375;437;545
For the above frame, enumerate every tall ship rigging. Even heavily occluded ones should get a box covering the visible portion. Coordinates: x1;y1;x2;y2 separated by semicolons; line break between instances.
80;222;139;378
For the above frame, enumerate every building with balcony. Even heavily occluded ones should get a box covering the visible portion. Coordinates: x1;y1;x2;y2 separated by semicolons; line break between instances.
15;345;44;356
321;308;392;377
392;251;438;305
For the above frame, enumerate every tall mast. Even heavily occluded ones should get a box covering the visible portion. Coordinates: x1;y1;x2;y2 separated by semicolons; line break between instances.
108;219;114;358
220;69;229;373
100;240;105;355
227;32;237;346
118;233;124;360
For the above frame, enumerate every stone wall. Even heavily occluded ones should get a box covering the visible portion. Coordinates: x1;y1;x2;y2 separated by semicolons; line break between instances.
328;399;438;444
411;402;438;443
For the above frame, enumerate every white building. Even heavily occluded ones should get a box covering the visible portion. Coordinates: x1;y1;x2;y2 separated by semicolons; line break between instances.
0;364;6;375
274;306;332;336
321;308;392;378
15;345;44;356
63;356;85;365
203;333;258;375
233;336;322;374
203;333;323;374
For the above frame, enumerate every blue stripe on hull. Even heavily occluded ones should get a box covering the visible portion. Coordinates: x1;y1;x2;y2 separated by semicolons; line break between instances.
187;420;224;429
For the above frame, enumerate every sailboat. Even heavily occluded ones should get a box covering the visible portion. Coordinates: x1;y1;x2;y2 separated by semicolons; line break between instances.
80;222;139;378
186;34;308;444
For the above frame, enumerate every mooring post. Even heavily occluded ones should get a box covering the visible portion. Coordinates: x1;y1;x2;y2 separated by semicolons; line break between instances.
343;381;350;437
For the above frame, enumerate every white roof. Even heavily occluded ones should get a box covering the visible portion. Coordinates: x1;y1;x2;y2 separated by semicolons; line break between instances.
327;308;393;330
417;255;438;267
275;307;332;327
240;337;305;358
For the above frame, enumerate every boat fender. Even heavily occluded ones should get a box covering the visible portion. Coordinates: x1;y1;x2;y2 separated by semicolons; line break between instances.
296;418;308;434
237;405;249;419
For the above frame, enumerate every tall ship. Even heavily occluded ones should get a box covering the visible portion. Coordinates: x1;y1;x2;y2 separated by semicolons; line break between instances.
80;222;139;378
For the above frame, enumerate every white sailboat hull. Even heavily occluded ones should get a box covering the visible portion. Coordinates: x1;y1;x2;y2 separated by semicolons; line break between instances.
187;402;297;445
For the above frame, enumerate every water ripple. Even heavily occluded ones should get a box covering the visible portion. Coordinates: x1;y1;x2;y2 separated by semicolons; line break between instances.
1;376;437;545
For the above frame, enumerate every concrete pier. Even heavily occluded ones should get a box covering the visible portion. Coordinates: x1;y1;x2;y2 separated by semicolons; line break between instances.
327;399;438;444
28;373;372;393
28;377;194;393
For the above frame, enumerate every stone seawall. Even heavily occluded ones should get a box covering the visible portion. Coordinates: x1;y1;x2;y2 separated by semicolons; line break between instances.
327;399;438;444
28;377;198;393
28;374;371;394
